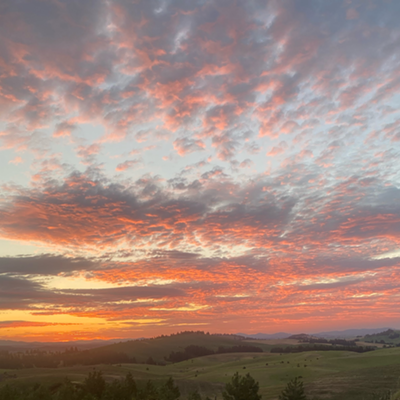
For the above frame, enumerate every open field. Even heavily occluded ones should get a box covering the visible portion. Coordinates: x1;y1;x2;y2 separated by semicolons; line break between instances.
1;346;400;399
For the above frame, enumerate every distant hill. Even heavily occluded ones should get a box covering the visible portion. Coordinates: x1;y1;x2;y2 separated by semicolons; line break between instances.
288;333;314;340
0;338;126;352
312;328;393;339
2;328;397;354
92;331;253;364
362;329;400;345
236;332;292;339
236;328;396;340
0;332;279;368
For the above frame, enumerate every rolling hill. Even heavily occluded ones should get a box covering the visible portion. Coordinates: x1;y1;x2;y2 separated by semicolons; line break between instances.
362;329;400;345
2;346;400;399
91;332;268;363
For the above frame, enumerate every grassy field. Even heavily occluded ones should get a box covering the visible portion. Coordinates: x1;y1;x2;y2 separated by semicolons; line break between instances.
1;346;400;399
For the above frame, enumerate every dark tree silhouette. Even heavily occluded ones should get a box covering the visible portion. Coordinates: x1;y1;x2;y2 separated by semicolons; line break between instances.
279;377;307;400
83;370;106;399
160;377;181;400
55;379;80;400
187;388;202;400
140;380;159;400
222;372;262;400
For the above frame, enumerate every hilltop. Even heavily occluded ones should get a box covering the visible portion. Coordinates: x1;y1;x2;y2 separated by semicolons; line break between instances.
362;329;400;345
237;327;395;340
92;331;265;364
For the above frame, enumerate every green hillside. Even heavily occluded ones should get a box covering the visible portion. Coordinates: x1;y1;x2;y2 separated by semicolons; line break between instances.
362;329;400;345
94;332;271;363
2;347;400;399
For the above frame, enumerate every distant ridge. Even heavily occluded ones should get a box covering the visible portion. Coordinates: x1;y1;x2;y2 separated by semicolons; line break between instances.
288;333;315;340
236;328;394;340
236;332;292;339
1;328;396;350
312;328;392;338
0;338;131;351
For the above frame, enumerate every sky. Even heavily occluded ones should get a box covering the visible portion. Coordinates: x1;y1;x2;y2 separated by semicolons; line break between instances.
0;0;400;342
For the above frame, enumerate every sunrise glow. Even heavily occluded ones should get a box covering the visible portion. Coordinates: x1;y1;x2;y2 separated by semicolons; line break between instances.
1;0;400;342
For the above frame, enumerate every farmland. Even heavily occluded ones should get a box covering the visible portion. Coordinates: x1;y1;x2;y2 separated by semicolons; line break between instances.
1;333;400;399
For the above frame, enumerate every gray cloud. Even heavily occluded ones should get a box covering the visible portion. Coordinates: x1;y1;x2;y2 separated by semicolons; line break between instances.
0;255;97;275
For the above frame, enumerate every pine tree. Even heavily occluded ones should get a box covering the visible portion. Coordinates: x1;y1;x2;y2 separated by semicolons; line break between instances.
55;379;79;400
83;370;106;399
160;377;181;400
187;388;202;400
123;371;137;399
140;380;159;400
222;372;262;400
279;377;307;400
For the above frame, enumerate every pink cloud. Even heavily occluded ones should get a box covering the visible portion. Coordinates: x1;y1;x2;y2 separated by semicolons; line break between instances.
54;120;77;137
116;159;141;172
174;138;206;156
281;120;300;134
9;156;23;165
346;8;359;20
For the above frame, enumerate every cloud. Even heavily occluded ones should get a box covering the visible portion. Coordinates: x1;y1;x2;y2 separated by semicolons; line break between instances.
9;156;23;165
346;8;359;20
1;0;399;160
0;169;296;250
116;159;141;172
0;270;187;314
0;321;79;329
267;141;288;157
76;143;101;165
239;159;253;169
280;121;299;134
174;137;205;156
54;121;77;137
0;254;97;275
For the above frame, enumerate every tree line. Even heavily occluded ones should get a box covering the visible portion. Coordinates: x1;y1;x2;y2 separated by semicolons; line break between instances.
0;369;310;400
0;349;136;369
365;330;400;340
271;344;375;354
166;345;263;363
298;338;358;346
0;368;393;400
0;370;179;400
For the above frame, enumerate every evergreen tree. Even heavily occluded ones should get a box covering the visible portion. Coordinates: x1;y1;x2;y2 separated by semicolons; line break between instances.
123;371;137;399
54;379;79;400
160;377;180;400
81;394;97;400
0;384;18;400
102;379;124;400
187;389;202;400
140;380;159;400
83;370;106;399
222;372;262;400
279;377;307;400
25;384;52;400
